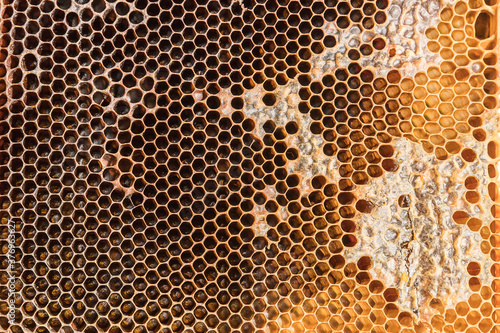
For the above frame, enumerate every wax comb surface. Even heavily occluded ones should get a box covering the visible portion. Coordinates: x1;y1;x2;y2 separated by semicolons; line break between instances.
0;0;500;332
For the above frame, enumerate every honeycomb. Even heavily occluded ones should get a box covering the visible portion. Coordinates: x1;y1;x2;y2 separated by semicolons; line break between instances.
0;0;499;332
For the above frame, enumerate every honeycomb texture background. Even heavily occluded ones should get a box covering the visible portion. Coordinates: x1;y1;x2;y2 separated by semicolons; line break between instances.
0;0;499;332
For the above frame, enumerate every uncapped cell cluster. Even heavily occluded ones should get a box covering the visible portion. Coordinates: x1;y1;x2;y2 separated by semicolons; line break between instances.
0;0;499;333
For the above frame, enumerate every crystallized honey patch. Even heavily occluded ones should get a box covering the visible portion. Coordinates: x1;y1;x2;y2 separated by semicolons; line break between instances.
0;0;499;332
